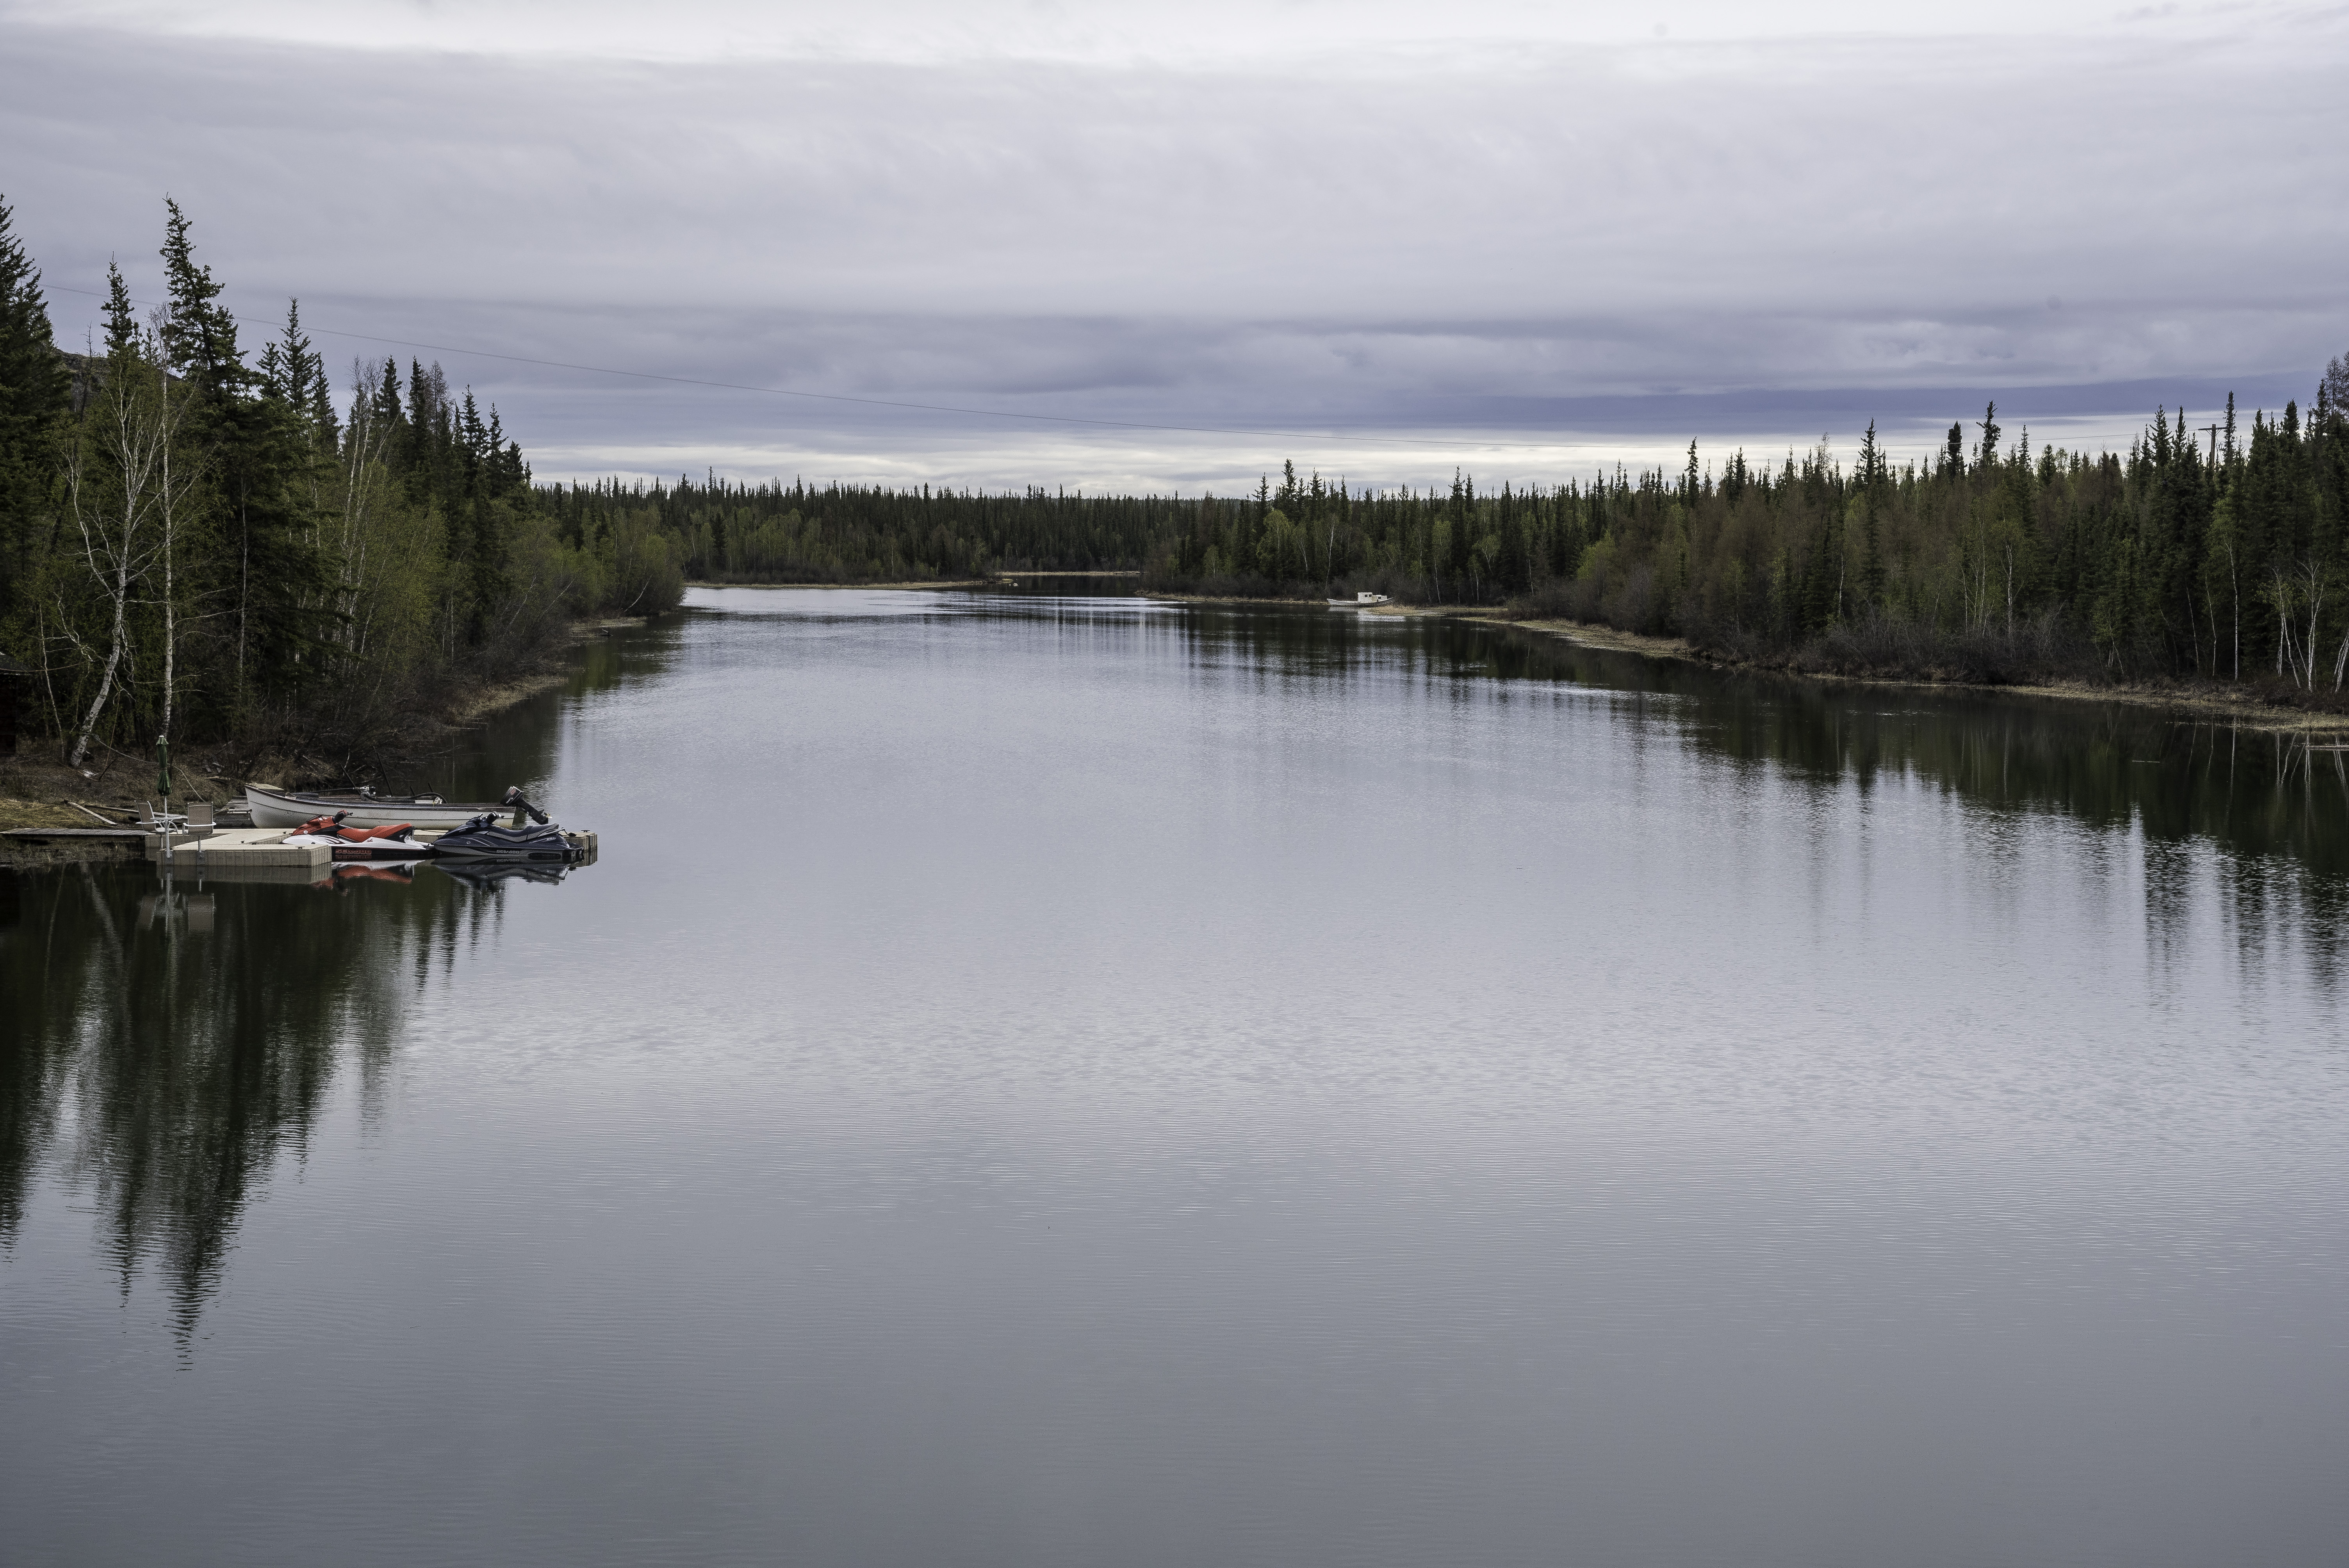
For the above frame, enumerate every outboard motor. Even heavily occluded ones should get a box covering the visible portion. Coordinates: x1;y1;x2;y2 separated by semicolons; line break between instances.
503;786;549;828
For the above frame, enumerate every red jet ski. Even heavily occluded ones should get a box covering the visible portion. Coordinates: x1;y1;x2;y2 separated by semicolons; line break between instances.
283;811;435;861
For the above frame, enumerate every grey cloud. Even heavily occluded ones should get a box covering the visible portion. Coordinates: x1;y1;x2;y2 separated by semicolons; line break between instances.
5;16;2344;487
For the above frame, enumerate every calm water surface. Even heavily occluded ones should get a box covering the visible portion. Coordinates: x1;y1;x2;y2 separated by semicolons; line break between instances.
5;586;2348;1566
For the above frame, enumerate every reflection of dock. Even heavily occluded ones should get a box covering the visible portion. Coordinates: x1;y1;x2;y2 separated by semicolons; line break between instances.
159;855;333;884
7;823;596;875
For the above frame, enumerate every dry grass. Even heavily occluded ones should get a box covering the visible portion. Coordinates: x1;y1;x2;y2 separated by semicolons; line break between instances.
0;796;92;831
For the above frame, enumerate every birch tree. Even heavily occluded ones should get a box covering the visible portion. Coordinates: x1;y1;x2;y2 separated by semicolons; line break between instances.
57;267;198;766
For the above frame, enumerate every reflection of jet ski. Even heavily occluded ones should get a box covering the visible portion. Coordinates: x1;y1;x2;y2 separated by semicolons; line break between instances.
330;862;420;887
284;811;435;860
430;812;577;861
432;859;571;889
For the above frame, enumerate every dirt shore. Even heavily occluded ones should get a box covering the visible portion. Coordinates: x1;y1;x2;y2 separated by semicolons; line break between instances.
446;615;656;725
1414;607;2349;736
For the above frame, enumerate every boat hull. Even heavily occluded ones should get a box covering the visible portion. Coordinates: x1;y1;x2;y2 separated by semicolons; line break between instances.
245;784;497;831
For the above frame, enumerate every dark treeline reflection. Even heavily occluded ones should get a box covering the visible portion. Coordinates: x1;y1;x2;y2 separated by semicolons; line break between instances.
0;607;659;1325
0;864;561;1336
0;613;659;1330
0;863;509;1332
1151;600;2349;882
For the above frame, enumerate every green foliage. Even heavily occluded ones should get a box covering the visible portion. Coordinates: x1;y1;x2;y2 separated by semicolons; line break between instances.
0;196;68;656
0;201;675;769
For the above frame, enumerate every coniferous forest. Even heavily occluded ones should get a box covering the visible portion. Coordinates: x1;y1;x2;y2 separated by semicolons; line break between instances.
8;194;2349;784
561;375;2349;695
0;198;684;774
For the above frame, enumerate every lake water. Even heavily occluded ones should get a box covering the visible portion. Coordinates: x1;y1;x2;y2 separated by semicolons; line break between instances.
5;586;2348;1567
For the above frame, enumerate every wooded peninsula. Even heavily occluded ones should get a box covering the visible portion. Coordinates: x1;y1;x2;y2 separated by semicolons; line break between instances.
0;198;684;784
5;196;2348;791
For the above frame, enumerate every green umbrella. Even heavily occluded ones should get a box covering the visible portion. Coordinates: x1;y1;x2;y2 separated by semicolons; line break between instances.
155;732;172;802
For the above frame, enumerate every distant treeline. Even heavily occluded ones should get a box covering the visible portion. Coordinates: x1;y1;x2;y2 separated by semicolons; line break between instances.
0;196;684;772
539;476;1185;584
557;367;2349;691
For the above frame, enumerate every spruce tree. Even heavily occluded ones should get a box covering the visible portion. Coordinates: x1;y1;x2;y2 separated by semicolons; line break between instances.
100;260;137;360
158;198;243;401
0;196;68;641
372;356;403;431
157;200;326;712
1859;419;1885;608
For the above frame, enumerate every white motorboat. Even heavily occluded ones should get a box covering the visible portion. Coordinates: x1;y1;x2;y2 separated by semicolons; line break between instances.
244;782;505;831
1328;591;1391;607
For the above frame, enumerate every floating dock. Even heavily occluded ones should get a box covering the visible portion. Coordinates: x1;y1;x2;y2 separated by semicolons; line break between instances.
6;823;597;873
149;827;333;870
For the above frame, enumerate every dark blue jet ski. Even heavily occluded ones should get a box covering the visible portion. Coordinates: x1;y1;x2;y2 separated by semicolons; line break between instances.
428;789;580;862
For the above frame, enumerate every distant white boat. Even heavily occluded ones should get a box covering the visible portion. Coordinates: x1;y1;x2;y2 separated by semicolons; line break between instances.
1329;591;1390;607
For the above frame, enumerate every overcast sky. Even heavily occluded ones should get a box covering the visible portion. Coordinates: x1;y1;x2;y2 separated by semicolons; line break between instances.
5;0;2345;492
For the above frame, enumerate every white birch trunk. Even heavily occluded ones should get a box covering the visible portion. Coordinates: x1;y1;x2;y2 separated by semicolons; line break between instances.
62;356;175;768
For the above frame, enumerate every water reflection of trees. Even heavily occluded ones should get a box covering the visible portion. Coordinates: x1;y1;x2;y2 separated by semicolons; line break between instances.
0;862;496;1335
1;624;639;1334
1173;603;2349;951
1513;635;2349;880
412;624;669;800
1510;619;2349;980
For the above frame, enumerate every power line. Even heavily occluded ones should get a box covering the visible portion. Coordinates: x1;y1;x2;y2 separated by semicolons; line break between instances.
47;282;1574;454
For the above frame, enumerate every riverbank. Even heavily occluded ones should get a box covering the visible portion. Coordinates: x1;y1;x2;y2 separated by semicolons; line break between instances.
444;615;651;726
0;613;654;858
1395;606;2349;736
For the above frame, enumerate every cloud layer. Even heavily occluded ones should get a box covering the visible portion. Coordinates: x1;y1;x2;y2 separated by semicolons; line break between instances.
7;4;2345;489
